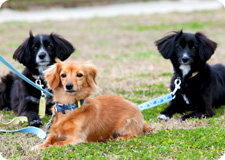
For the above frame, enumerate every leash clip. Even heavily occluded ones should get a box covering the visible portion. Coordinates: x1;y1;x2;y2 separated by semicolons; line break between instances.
35;79;46;98
44;106;57;139
171;78;181;99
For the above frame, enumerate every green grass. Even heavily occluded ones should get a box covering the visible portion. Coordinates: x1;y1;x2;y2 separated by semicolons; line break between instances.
121;21;225;32
1;9;225;160
6;0;148;10
1;83;225;159
3;104;225;160
32;126;224;160
94;51;158;61
159;72;173;77
114;83;169;99
7;42;22;47
115;51;159;61
137;73;155;78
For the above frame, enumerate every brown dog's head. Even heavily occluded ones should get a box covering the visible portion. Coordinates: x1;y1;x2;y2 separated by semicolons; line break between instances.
44;59;97;102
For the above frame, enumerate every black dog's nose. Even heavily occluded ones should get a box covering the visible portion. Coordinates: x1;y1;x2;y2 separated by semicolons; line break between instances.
38;52;46;59
182;54;190;64
66;83;73;90
182;57;189;63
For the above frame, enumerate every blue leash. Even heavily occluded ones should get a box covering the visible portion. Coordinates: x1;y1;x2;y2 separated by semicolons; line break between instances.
0;54;51;139
0;55;53;97
0;127;46;139
138;94;173;111
138;78;181;110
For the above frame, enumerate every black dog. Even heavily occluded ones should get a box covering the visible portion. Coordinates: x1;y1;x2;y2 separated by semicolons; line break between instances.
0;32;75;126
155;30;225;120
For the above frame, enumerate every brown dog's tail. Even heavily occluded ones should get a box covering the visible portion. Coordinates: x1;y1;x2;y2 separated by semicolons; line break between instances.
143;124;154;133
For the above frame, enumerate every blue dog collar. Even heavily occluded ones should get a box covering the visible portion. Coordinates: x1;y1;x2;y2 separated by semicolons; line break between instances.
55;100;84;114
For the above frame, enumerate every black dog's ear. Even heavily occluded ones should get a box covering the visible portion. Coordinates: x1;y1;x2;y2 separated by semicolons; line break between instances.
13;32;33;66
29;30;33;38
50;33;75;61
155;30;183;59
195;32;217;62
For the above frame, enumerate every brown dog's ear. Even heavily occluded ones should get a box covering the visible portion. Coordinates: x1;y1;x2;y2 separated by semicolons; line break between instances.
55;58;62;64
44;60;61;90
85;62;97;90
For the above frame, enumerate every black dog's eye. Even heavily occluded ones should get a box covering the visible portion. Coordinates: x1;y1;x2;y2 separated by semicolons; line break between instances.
47;45;53;49
77;73;83;78
33;46;38;51
61;73;66;78
177;46;183;50
191;46;196;50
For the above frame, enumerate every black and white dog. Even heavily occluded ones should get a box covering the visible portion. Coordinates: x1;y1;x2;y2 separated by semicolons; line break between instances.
155;30;225;120
0;32;75;126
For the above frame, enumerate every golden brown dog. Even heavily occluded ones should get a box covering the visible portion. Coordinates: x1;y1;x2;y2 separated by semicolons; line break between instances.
33;59;152;150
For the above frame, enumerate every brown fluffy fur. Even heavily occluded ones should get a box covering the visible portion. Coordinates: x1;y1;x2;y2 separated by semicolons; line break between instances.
32;59;153;150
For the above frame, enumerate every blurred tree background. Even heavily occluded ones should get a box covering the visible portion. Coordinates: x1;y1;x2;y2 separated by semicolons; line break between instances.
3;0;158;10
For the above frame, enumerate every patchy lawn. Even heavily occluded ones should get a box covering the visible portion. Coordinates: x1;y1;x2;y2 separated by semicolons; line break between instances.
0;9;225;159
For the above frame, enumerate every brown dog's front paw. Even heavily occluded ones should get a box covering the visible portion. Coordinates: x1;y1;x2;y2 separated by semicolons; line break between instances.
53;141;67;147
143;124;154;133
31;144;49;151
31;145;42;151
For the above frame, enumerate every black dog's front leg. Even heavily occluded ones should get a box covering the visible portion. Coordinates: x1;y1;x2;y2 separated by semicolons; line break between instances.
15;98;43;127
181;109;214;121
158;94;188;120
181;111;202;121
181;96;215;121
19;96;52;126
20;110;43;127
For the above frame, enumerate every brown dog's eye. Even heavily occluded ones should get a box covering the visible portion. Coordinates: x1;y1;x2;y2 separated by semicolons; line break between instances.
61;73;66;78
77;73;83;78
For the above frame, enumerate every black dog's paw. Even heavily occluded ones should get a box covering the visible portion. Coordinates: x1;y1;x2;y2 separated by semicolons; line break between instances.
181;116;187;121
182;112;204;121
2;107;10;111
157;114;170;120
29;119;43;127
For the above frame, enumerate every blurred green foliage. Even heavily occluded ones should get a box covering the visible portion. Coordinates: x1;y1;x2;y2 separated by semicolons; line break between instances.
4;0;156;10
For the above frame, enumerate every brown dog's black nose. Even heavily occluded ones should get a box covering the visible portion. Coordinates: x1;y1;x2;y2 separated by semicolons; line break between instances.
66;83;73;90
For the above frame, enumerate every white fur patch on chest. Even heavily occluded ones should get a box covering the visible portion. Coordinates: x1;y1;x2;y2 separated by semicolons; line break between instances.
179;65;191;78
182;94;190;104
37;65;48;73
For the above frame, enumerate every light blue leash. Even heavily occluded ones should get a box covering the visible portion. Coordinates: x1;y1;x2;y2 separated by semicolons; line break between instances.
138;78;181;110
0;55;53;97
0;54;181;139
0;127;46;139
0;54;51;139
